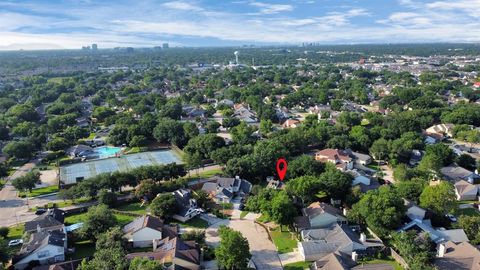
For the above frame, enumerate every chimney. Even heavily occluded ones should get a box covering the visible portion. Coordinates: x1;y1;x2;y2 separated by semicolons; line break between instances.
37;224;42;233
235;176;240;180
360;233;366;243
438;243;446;257
351;251;358;262
343;208;348;216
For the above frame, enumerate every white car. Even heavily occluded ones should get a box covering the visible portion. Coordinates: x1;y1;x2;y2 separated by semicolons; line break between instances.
446;214;457;222
8;239;23;247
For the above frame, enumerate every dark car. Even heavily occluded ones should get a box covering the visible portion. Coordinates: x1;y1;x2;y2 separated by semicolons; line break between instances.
35;208;47;215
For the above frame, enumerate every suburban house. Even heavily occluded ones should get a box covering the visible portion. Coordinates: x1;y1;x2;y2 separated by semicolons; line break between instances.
13;230;67;270
182;105;206;120
266;177;284;190
172;189;203;222
201;176;252;204
344;149;372;166
315;149;354;171
123;215;177;248
398;201;469;244
434;241;480;270
233;104;258;124
425;124;455;140
282;119;301;128
454;180;479;201
294;202;347;231
126;237;200;270
298;224;384;261
25;209;65;234
440;165;480;183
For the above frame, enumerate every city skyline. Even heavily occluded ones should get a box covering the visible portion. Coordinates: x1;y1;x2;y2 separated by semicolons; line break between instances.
0;0;479;50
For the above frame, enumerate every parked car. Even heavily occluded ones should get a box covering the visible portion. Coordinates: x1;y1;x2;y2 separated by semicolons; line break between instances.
446;214;457;223
8;239;23;247
35;208;47;215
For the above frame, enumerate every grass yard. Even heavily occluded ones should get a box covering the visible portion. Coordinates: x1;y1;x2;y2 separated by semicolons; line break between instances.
240;211;249;219
358;258;404;270
455;207;480;217
87;132;96;140
7;224;24;241
115;202;148;215
19;185;59;198
283;261;312;270
176;217;209;229
71;240;95;260
186;168;224;180
65;212;136;226
270;227;297;254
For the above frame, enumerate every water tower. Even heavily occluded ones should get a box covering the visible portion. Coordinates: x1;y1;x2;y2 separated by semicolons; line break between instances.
234;51;239;65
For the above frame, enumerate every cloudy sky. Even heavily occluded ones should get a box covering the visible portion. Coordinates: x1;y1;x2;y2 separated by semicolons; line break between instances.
0;0;479;50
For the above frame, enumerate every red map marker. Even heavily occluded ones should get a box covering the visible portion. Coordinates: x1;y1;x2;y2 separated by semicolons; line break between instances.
276;158;288;181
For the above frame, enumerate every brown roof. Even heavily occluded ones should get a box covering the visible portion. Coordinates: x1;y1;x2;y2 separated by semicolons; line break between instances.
123;215;164;235
434;241;480;270
303;202;344;219
315;149;352;163
126;237;199;266
455;180;478;196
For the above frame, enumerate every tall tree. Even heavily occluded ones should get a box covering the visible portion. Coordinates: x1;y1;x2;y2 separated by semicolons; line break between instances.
419;181;456;215
215;226;251;270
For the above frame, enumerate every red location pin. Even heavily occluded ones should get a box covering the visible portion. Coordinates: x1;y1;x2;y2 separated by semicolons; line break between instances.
276;158;288;181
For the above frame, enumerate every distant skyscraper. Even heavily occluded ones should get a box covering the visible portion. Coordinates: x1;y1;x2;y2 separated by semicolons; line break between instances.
91;44;98;50
162;43;169;49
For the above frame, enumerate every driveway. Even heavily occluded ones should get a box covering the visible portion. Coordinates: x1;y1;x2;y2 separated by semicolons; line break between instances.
205;219;283;270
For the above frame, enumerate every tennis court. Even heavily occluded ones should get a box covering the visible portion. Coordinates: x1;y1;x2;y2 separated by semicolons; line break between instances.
59;150;182;185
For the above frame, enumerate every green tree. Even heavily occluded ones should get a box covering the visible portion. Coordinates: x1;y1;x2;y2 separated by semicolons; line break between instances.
455;215;480;245
150;193;178;218
419;181;456;215
215;226;251;270
128;257;163;270
349;186;406;237
396;178;427;203
270;190;297;230
134;179;159;201
2;140;35;159
391;231;435;269
96;227;128;251
79;247;127;270
98;189;118;207
456;154;476;171
287;155;324;178
318;166;353;200
46;137;70;151
369;138;389;161
80;204;117;239
12;171;40;192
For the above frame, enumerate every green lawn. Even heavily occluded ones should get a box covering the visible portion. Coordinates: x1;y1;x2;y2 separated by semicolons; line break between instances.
115;202;148;215
176;217;209;229
19;185;59;198
7;224;24;241
65;212;136;226
186;168;224;180
87;132;96;140
358;258;404;270
454;207;480;217
71;240;95;260
283;261;312;270
270;227;297;254
240;211;249;219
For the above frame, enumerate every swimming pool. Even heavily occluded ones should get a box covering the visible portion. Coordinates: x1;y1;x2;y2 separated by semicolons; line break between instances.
93;146;122;159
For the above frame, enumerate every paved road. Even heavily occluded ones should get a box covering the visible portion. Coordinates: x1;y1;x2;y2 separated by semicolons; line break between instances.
204;216;283;270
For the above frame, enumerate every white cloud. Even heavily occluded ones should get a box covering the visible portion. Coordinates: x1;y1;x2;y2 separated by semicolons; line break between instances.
162;1;204;12
249;1;294;14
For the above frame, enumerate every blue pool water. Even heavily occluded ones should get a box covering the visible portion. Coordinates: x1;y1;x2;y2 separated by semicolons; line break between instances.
94;146;122;159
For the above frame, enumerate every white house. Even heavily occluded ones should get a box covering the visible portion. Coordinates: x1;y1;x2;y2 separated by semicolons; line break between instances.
172;189;203;222
123;215;164;248
13;230;67;270
294;202;347;231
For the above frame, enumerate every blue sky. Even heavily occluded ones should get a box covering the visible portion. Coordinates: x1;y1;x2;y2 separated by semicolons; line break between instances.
0;0;479;50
